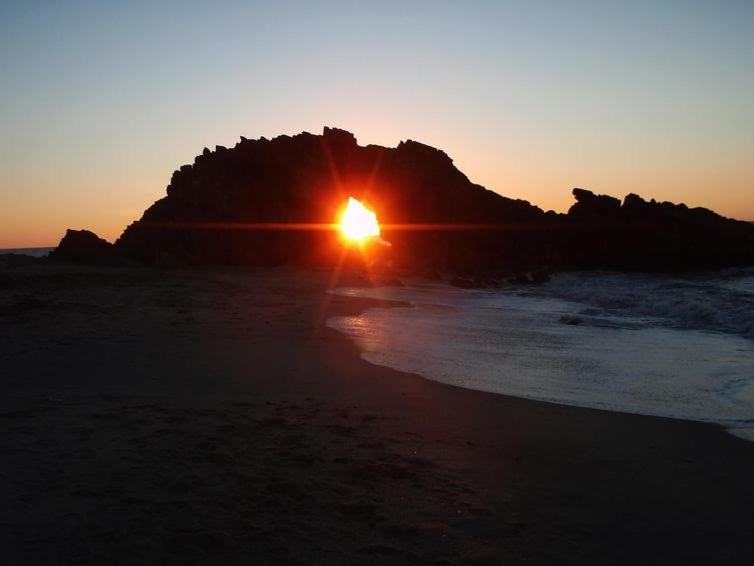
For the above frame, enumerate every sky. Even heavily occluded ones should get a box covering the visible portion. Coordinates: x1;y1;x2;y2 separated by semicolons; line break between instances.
1;0;753;247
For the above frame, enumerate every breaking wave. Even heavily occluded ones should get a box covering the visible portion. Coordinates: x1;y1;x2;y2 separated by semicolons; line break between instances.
328;269;754;441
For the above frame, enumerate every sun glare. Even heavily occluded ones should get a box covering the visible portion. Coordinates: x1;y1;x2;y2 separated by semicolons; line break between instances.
340;197;380;244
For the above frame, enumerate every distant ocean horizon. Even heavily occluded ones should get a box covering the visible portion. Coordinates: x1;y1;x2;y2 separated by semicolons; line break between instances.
0;247;54;258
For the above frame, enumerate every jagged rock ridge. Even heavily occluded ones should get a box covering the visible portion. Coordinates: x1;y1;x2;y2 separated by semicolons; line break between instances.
54;127;754;272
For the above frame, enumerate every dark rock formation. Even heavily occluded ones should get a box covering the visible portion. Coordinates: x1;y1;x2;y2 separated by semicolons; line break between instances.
568;188;622;220
114;127;548;271
50;229;113;263
557;189;754;270
56;127;754;273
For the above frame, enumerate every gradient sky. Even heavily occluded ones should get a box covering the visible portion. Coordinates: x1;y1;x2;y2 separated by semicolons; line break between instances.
2;0;753;247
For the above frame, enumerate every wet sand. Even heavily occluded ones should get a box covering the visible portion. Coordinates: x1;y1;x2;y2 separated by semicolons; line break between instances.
1;263;754;564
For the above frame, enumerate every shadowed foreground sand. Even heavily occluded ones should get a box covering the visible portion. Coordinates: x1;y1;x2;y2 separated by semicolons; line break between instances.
2;264;754;564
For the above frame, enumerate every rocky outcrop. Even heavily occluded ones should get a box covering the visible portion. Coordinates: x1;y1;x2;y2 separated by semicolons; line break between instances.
556;189;754;270
568;188;622;220
114;127;549;271
50;229;113;263
55;127;754;273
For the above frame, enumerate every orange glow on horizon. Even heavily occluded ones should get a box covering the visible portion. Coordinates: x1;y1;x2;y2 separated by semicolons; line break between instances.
339;197;380;244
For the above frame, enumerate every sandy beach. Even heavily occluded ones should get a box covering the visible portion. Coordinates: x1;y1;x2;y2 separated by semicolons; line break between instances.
2;263;754;565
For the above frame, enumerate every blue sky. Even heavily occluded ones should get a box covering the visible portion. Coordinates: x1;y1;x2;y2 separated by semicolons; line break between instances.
2;0;753;246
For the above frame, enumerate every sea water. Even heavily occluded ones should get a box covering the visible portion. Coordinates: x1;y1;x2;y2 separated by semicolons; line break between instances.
0;247;53;258
328;268;754;440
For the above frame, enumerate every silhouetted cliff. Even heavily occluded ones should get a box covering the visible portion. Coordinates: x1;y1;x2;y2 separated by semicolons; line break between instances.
558;188;754;270
56;127;754;272
114;127;551;271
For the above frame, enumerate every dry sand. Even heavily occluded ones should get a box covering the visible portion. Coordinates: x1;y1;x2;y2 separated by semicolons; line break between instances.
1;263;754;565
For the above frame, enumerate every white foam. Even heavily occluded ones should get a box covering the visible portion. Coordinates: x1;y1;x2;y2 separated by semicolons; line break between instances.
534;269;754;339
328;275;754;440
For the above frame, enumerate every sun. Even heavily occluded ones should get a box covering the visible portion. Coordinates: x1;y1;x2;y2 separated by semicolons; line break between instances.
339;197;380;244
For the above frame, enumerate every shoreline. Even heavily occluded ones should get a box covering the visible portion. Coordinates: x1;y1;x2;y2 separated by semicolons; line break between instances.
2;263;754;563
327;282;754;443
330;288;754;453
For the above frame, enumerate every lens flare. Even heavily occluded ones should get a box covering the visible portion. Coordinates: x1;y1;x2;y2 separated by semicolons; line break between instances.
340;197;380;243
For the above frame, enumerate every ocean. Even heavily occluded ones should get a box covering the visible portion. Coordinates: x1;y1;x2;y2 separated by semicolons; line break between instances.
0;247;54;258
328;268;754;441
